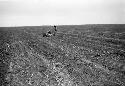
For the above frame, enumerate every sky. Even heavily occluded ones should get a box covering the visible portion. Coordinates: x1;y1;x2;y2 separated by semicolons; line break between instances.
0;0;125;27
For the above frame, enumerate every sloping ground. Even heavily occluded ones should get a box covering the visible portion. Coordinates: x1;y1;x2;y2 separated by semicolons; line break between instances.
0;24;125;86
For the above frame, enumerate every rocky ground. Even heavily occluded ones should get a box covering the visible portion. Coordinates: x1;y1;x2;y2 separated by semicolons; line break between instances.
0;24;125;86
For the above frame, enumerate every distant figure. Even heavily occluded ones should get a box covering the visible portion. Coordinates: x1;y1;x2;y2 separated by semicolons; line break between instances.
52;25;57;36
53;25;57;31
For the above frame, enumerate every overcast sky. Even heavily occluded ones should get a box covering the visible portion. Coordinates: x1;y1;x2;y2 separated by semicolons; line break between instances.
0;0;124;27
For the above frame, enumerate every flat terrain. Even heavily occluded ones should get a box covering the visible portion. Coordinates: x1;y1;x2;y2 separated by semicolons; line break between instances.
0;24;125;86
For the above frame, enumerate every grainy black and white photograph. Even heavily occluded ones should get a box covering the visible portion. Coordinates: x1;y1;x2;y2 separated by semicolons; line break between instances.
0;0;125;86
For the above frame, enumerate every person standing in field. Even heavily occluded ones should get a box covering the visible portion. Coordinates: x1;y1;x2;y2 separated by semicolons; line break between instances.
53;25;57;31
